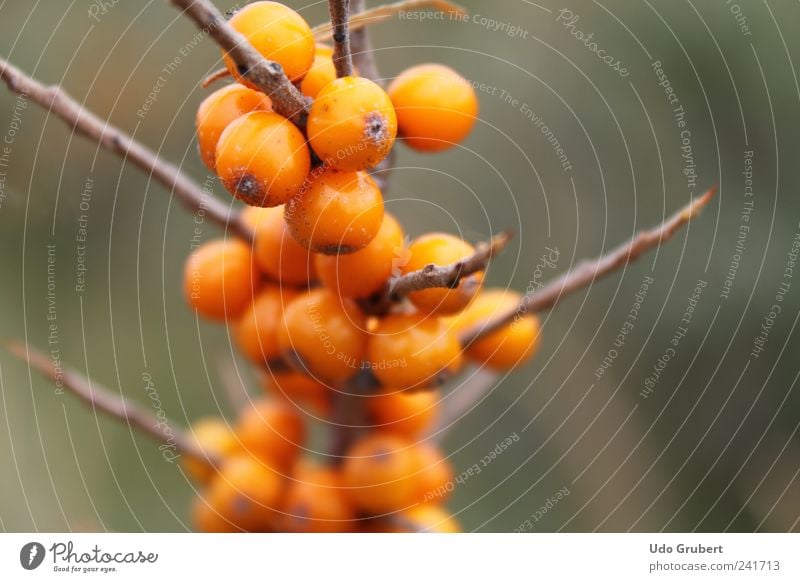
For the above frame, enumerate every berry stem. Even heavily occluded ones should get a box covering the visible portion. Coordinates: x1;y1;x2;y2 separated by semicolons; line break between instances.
328;0;355;78
328;370;377;464
0;57;254;243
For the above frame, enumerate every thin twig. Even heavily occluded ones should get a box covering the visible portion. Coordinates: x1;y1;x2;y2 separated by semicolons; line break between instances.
429;367;498;440
6;341;216;464
169;0;310;125
348;0;380;83
201;67;231;88
0;57;253;242
328;0;354;78
460;185;718;346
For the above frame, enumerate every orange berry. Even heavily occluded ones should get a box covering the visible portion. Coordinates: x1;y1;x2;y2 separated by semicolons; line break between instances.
315;212;404;297
388;63;478;152
402;233;483;315
277;289;367;383
216;111;310;207
235;284;299;364
367;388;439;437
299;44;335;99
341;433;424;513
195;83;271;170
183;238;259;321
197;455;283;532
286;169;384;254
262;369;331;415
413;443;455;503
191;494;238;533
307;76;397;171
451;289;541;370
183;417;242;483
279;463;355;533
236;398;305;469
390;505;461;532
251;206;317;285
368;314;463;390
224;1;315;84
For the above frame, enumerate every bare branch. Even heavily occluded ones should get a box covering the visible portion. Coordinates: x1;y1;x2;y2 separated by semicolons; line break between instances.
7;341;216;465
0;57;253;243
349;0;381;83
201;67;231;88
169;0;310;125
328;370;377;465
328;0;354;78
460;186;718;346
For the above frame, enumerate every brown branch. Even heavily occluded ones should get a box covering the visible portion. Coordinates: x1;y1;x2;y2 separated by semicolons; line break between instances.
6;341;217;465
328;0;354;78
348;0;380;83
0;57;253;243
169;0;310;125
459;185;718;346
328;370;377;465
201;67;231;88
429;368;498;441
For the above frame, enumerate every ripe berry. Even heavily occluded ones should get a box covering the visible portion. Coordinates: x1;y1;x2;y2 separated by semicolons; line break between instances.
262;369;331;415
250;206;317;285
235;284;299;365
194;455;283;532
390;505;461;533
314;212;404;298
277;289;367;383
183;238;259;321
367;388;439;437
216;111;310;207
341;433;424;513
285;169;384;254
307;76;397;171
235;398;305;469
183;417;242;483
413;443;454;502
224;1;315;84
195;83;271;170
279;463;355;533
388;63;478;152
368;314;463;390
452;289;541;370
299;44;337;99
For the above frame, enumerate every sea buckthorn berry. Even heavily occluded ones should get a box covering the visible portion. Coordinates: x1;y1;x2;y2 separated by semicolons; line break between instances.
368;314;463;390
224;1;315;84
216;111;310;207
235;285;299;364
198;455;283;532
285;169;384;255
299;44;336;99
235;398;305;469
262;369;331;415
183;417;242;483
341;433;424;513
402;233;483;315
307;76;397;171
452;288;541;370
315;212;404;297
388;63;478;152
279;463;355;533
183;238;259;321
251;206;317;285
413;443;455;503
277;289;368;383
390;505;461;533
195;83;271;170
367;388;439;437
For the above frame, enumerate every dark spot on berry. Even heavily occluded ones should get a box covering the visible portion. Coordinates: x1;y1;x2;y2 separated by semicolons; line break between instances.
364;112;390;147
315;242;358;255
234;172;266;206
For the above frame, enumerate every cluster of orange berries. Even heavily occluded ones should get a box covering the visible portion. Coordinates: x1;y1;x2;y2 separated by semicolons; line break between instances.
182;1;541;533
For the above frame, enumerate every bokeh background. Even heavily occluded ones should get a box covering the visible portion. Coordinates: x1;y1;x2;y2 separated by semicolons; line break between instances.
0;0;798;532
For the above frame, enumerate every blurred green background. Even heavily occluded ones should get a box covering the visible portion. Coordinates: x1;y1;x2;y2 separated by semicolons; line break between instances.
1;0;799;532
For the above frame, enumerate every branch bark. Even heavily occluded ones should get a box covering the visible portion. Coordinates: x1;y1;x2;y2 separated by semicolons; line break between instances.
349;0;381;83
0;57;253;242
328;0;354;78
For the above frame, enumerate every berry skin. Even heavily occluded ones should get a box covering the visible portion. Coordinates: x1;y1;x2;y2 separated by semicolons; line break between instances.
216;111;310;207
402;233;483;315
250;206;317;285
368;314;463;390
277;289;368;383
285;169;384;255
341;433;425;514
195;83;271;170
299;44;337;99
314;212;404;298
235;284;299;365
224;1;315;84
307;76;397;171
388;63;478;152
262;369;331;415
451;289;541;370
183;238;259;321
367;388;439;437
195;455;283;532
183;417;242;483
389;505;461;533
413;443;455;503
235;398;305;469
278;463;355;533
